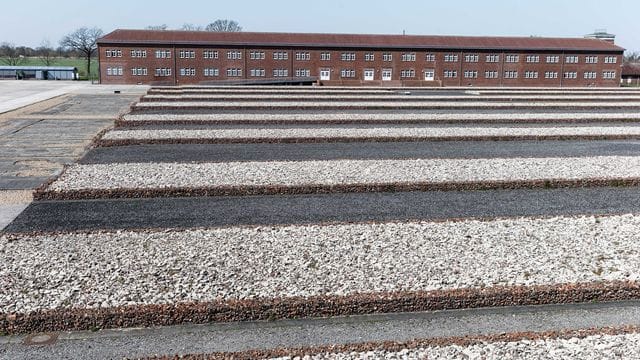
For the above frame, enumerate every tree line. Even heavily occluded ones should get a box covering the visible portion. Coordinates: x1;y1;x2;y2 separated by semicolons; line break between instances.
0;19;242;79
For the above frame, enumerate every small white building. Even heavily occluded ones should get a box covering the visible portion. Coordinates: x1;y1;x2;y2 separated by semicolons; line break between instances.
0;66;78;80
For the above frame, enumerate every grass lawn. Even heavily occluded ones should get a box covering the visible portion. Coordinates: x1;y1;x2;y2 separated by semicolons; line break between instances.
0;57;98;80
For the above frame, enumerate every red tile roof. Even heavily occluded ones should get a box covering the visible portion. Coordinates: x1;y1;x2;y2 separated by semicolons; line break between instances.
622;63;640;76
98;29;624;52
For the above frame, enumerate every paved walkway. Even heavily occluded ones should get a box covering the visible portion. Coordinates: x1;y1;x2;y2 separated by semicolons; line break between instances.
2;301;640;359
0;81;148;230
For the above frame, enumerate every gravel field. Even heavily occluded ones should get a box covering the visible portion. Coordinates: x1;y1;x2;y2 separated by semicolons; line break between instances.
46;156;640;192
121;112;640;123
132;101;640;109
101;126;640;141
270;332;640;360
2;214;640;314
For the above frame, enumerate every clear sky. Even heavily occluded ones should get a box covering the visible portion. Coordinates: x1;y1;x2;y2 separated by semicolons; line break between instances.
0;0;637;52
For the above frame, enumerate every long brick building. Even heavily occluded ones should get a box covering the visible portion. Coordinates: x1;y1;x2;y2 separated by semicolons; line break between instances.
97;29;625;87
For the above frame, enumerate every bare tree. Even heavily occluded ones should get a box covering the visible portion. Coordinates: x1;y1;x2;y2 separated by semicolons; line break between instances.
146;24;168;31
181;23;203;31
625;51;640;63
205;19;242;32
0;42;26;66
60;27;103;79
37;40;55;66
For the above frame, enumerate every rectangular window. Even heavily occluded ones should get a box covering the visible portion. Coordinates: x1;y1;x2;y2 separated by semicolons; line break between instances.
401;53;416;62
249;51;265;60
400;69;416;78
464;54;479;63
486;54;500;63
505;55;519;63
425;53;436;62
295;52;310;61
155;50;171;59
382;53;393;62
525;55;540;63
295;69;311;77
250;69;266;77
545;71;558;79
484;71;498;79
603;71;616;79
340;69;356;78
524;71;538;79
204;68;219;77
443;70;457;78
226;68;242;77
341;53;356;61
204;50;219;59
227;51;242;60
365;53;375;61
563;72;577;79
444;54;459;62
273;51;288;60
585;56;598;64
320;52;331;61
584;71;597;79
546;55;560;63
565;55;579;64
504;71;518;79
463;70;478;78
604;56;617;64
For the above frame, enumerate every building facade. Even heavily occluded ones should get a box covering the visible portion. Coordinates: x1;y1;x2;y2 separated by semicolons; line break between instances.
97;30;625;87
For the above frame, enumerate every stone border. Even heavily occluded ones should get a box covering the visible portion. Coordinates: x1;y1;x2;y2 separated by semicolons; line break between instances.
95;134;640;147
33;178;640;201
2;281;640;335
141;326;640;360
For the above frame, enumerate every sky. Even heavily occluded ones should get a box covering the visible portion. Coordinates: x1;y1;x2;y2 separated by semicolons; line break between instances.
0;0;638;52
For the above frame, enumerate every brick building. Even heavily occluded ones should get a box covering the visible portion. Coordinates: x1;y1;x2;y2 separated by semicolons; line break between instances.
97;29;624;87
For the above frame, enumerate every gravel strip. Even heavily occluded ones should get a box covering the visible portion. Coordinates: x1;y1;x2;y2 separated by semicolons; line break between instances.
101;127;640;142
264;332;640;360
142;94;640;101
44;156;640;192
131;101;640;110
2;214;640;314
121;112;640;123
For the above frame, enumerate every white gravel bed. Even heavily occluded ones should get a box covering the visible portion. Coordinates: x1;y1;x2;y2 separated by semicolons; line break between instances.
143;94;640;101
272;332;640;360
46;156;640;192
132;101;640;109
2;214;640;313
122;112;640;123
102;126;640;141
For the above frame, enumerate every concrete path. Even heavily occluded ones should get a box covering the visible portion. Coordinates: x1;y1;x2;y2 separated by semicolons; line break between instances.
2;301;640;359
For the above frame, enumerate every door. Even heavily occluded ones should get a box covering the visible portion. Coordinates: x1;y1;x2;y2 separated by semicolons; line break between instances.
364;69;374;81
320;69;331;81
382;69;392;81
424;69;435;81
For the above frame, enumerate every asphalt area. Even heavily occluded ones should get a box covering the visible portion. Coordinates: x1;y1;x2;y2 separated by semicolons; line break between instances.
5;86;640;359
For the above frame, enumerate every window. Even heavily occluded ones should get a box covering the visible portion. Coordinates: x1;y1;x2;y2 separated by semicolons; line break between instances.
227;51;242;60
107;67;123;76
524;71;538;79
464;54;479;63
273;51;288;60
546;55;560;63
250;69;266;77
295;52;310;61
545;71;558;79
295;69;311;77
382;53;393;62
486;54;500;63
155;68;171;77
464;70;478;78
505;55;519;63
525;55;539;63
425;53;436;62
400;69;416;78
340;69;356;78
565;55;579;64
273;69;288;77
585;56;598;64
155;50;171;59
179;50;196;59
341;52;356;61
320;52;331;61
584;71;597;79
131;67;147;76
485;71;498;79
106;49;123;58
365;53;375;61
604;56;617;64
444;54;458;62
130;50;147;58
204;68;219;77
443;70;457;78
563;72;577;79
226;68;243;77
180;68;196;76
249;51;265;60
603;71;616;79
204;50;219;59
401;53;416;62
504;71;518;79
